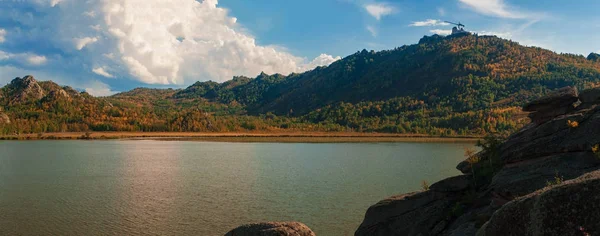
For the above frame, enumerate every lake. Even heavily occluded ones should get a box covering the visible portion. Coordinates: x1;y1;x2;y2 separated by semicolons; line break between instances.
0;140;474;235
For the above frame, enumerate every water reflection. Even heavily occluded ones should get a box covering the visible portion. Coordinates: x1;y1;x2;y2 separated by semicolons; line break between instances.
0;140;473;235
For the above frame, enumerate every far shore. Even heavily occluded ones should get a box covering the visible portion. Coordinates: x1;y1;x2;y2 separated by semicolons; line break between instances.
0;132;480;143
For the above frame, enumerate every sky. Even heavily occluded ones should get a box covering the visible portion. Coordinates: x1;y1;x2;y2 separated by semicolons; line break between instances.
0;0;599;96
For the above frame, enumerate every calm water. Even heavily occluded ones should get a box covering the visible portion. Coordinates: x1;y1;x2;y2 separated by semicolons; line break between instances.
0;140;473;235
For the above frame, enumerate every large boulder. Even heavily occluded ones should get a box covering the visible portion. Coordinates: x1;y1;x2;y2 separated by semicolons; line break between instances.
225;222;316;236
579;87;600;105
477;170;600;236
355;174;477;236
489;152;600;196
523;86;578;124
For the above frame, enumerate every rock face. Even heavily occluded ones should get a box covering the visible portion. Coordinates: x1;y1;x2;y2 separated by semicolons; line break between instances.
522;86;578;124
356;86;600;236
478;170;600;236
225;222;316;236
7;75;45;104
355;190;461;236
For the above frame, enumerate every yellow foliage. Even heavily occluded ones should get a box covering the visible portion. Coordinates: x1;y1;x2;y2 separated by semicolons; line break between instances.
567;120;579;128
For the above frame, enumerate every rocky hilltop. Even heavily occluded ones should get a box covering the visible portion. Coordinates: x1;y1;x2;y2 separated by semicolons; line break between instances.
228;86;600;235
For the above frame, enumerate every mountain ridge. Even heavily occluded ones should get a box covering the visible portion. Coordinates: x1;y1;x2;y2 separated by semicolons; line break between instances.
1;34;599;135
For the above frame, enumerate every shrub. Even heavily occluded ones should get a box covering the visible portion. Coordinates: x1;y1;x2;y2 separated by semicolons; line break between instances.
546;171;564;187
567;120;579;128
421;180;430;191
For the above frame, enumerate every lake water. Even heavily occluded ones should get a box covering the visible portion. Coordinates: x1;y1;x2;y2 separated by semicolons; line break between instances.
0;140;473;235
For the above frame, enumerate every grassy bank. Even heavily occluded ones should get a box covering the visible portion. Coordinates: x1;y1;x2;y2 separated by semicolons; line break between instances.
0;132;480;143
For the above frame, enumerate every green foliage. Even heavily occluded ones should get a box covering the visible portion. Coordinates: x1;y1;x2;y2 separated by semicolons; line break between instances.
545;171;564;187
1;35;600;135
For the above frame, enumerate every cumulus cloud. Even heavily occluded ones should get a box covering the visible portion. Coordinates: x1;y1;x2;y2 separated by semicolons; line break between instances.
430;29;452;36
410;19;449;27
0;0;340;88
365;3;395;21
99;0;339;85
458;0;532;19
0;29;6;43
74;37;99;50
92;67;115;78
84;80;120;97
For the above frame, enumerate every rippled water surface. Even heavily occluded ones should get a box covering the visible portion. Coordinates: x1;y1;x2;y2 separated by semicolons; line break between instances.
0;140;473;235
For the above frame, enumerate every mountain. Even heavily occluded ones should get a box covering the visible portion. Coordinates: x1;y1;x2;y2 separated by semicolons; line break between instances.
1;34;600;136
589;52;600;62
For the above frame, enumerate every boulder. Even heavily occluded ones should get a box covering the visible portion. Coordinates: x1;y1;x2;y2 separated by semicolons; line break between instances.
477;170;600;236
225;222;315;236
430;175;471;193
579;87;600;105
523;87;578;124
522;86;578;112
355;190;460;236
497;108;600;164
489;152;600;197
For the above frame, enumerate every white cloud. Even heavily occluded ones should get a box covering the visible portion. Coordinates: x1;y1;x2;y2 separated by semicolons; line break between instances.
92;67;115;78
430;29;452;36
84;81;120;97
476;31;513;39
458;0;529;19
96;0;339;84
50;0;63;7
0;29;6;43
27;55;47;65
1;0;340;88
365;3;395;21
366;25;377;37
410;19;449;27
300;54;342;72
74;37;98;50
0;51;48;66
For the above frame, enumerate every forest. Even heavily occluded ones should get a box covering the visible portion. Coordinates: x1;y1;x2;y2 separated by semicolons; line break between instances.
1;34;599;136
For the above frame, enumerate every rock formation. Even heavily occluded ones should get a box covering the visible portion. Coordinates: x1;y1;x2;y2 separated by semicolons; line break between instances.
356;86;600;236
478;170;600;236
7;75;45;104
225;222;316;236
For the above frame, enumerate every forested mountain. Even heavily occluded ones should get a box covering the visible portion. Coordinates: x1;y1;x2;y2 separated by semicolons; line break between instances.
1;34;600;136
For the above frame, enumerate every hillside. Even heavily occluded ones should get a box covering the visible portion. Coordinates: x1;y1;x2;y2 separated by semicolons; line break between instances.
1;34;600;136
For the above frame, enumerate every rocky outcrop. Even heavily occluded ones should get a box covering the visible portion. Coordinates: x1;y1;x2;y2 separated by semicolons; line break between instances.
7;75;45;104
225;222;315;236
356;86;600;236
522;86;578;124
355;190;461;236
478;170;600;236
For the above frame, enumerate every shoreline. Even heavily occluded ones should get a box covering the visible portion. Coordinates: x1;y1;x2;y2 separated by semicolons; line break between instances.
0;132;480;143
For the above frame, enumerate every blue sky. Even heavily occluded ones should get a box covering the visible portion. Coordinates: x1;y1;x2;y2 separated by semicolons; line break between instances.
0;0;599;96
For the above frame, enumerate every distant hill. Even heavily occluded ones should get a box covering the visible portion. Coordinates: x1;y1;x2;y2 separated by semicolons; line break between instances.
2;34;600;136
